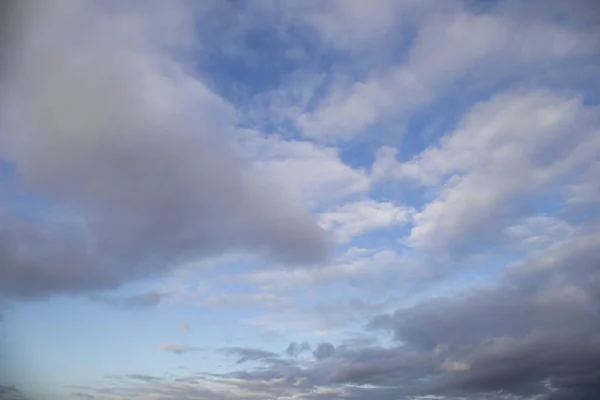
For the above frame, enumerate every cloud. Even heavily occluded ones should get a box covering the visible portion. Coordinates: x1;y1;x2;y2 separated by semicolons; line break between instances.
366;234;600;399
158;343;201;355
0;385;27;400
124;374;163;383
115;233;600;399
204;293;289;310
313;342;335;360
3;2;600;400
319;199;413;243
246;247;403;289
297;4;595;141
70;392;96;400
221;347;280;364
375;89;600;259
234;129;370;206
88;291;168;308
0;0;329;299
286;342;311;358
283;0;424;51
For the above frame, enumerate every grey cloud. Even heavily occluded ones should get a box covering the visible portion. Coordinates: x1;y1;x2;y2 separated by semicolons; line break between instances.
158;343;201;355
286;341;311;358
114;234;599;400
312;342;335;360
221;347;280;364
367;234;600;399
0;385;31;400
88;291;168;308
70;392;97;400
124;374;164;383
0;1;328;299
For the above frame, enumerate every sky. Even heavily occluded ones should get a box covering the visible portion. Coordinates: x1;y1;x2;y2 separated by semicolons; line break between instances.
0;0;599;399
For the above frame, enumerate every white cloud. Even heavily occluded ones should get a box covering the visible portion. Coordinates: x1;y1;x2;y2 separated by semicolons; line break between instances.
377;90;600;257
289;0;404;50
567;161;600;205
246;247;403;289
235;129;371;206
504;216;576;249
298;9;594;141
319;199;413;243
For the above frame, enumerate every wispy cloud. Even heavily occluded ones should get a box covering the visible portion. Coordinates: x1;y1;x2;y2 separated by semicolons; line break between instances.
88;292;169;308
158;343;201;355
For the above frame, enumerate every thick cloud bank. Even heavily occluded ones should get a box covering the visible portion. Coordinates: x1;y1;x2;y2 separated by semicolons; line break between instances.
0;1;328;299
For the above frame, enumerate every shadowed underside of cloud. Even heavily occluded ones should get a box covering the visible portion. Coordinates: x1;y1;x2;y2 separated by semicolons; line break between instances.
84;234;600;400
0;1;329;300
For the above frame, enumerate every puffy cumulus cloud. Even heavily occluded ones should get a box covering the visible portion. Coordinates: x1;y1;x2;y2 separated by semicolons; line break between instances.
375;89;600;259
319;200;413;243
0;1;329;299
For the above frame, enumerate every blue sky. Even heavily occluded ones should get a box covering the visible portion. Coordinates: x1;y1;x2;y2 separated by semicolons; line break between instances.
1;1;599;400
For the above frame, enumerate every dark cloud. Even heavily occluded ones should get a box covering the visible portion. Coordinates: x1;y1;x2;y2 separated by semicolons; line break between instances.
285;341;311;358
0;385;30;400
312;342;335;360
88;291;168;308
0;0;329;300
114;234;598;400
366;234;600;399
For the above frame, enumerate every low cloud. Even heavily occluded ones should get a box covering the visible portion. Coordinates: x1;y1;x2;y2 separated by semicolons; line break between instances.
313;342;335;360
286;342;311;358
158;343;201;355
221;347;280;364
0;0;329;300
88;291;168;308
